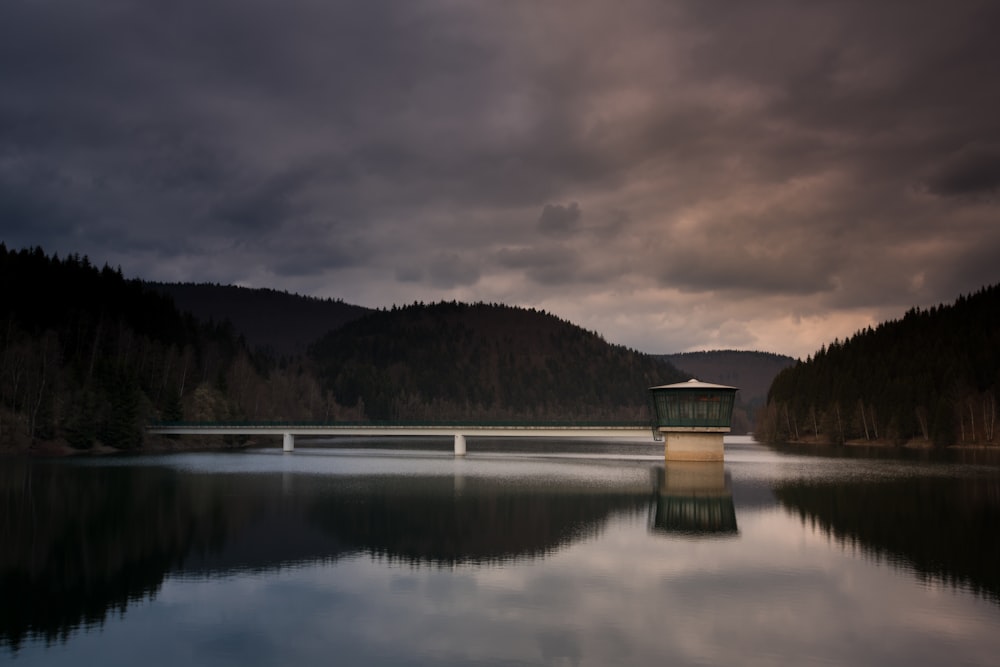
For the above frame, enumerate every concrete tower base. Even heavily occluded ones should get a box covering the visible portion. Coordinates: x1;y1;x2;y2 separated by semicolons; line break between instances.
661;430;726;462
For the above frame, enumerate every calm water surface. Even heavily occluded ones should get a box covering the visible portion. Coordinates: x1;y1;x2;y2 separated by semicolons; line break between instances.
3;436;1000;666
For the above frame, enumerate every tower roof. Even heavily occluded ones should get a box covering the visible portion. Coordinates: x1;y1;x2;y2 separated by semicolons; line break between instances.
649;378;738;391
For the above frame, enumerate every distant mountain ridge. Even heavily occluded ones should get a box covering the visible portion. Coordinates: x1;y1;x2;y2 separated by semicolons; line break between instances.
660;350;796;409
150;282;371;355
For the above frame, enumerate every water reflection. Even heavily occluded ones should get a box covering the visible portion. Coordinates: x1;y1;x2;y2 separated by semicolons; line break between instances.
302;475;650;566
1;455;664;649
650;462;738;536
5;446;1000;665
774;473;1000;603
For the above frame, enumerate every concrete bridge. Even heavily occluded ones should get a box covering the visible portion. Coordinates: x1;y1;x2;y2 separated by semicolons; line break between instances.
150;379;738;460
146;421;657;455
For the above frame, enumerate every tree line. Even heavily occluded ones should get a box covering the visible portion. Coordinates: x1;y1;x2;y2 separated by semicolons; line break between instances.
758;284;1000;447
0;245;329;450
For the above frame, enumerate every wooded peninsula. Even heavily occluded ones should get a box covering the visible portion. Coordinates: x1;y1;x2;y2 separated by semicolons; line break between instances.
758;284;1000;447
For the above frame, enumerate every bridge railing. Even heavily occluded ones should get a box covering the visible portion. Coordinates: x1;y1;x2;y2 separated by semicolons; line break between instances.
147;419;653;429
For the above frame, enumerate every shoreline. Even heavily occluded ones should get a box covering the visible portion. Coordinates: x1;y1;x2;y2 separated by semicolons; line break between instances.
6;433;999;457
768;436;999;451
0;435;257;458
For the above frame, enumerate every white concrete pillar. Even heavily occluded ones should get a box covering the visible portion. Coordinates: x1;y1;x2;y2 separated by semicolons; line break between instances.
453;434;466;456
283;433;295;452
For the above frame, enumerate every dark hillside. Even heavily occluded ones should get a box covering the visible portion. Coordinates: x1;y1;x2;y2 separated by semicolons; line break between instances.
760;284;1000;447
310;301;684;421
0;246;338;452
151;283;371;355
662;350;796;433
0;246;243;450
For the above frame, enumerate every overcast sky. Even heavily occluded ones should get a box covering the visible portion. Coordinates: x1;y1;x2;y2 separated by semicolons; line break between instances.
3;1;999;358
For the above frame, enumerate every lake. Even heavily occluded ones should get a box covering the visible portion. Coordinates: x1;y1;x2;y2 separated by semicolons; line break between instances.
3;436;1000;666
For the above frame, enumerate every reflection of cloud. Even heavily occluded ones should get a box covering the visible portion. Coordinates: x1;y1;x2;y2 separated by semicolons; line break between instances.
537;629;582;665
135;508;1000;667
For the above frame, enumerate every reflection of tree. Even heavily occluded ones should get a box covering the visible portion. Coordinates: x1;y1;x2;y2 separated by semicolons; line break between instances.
0;461;240;651
305;476;650;565
1;462;653;651
774;476;1000;603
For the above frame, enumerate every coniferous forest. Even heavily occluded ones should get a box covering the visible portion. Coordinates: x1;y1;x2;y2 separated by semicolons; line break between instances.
758;284;1000;447
308;301;683;421
0;245;343;451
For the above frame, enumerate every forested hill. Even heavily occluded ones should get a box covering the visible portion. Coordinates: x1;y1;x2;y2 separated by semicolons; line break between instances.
760;284;1000;447
0;246;241;450
150;283;371;355
309;301;685;421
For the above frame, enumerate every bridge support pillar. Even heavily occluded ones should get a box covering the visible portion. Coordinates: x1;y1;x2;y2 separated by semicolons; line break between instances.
454;434;466;456
283;433;295;452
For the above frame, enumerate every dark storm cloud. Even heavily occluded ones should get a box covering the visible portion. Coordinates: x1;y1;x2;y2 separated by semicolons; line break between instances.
395;267;424;284
659;250;839;297
538;202;582;235
0;168;77;237
3;0;1000;357
924;147;1000;197
496;246;581;286
211;165;321;233
267;237;363;278
427;254;481;289
591;210;630;239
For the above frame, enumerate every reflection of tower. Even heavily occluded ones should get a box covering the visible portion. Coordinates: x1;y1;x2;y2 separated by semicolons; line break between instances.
648;378;738;461
650;462;738;535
